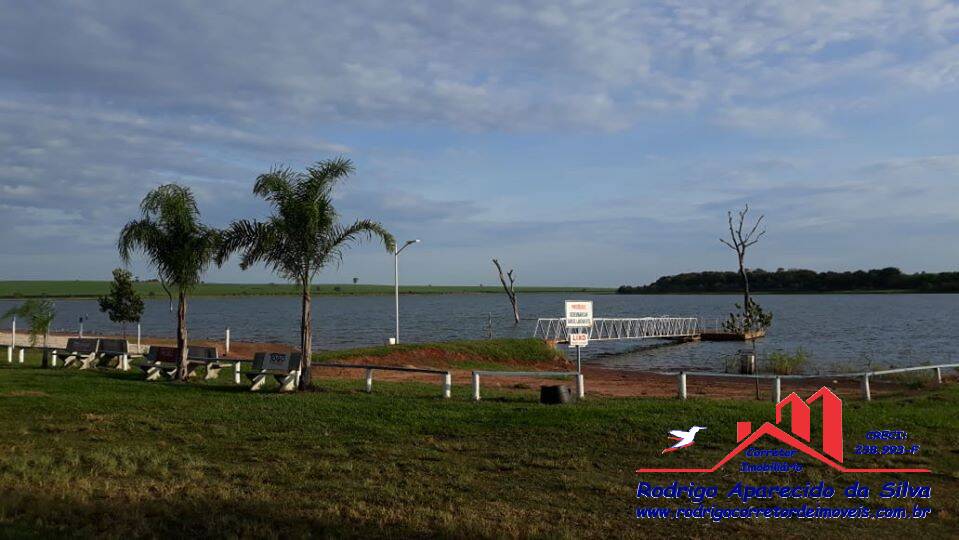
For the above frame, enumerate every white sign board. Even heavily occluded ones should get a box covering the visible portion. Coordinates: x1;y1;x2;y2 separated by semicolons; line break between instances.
569;332;589;347
565;300;593;328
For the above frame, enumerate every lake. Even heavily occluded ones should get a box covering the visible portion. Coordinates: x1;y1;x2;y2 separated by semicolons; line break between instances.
1;293;955;372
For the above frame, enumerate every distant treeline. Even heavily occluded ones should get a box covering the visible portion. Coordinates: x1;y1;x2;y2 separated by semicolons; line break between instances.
618;267;959;294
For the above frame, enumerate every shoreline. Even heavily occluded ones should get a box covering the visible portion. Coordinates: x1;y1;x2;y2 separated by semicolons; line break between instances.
2;330;938;400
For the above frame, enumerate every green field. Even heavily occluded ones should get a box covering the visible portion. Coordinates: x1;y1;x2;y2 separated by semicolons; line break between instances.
0;352;955;538
0;281;614;299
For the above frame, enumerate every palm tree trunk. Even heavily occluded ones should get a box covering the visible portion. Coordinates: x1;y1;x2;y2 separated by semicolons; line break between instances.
299;281;312;390
176;291;189;381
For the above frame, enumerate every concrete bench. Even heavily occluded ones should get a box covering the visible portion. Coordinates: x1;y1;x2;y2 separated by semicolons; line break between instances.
96;339;134;371
52;338;100;369
138;346;225;380
314;363;452;398
471;370;584;401
244;352;302;392
139;346;180;380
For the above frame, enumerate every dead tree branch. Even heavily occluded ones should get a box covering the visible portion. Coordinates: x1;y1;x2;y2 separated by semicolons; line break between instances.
492;258;520;324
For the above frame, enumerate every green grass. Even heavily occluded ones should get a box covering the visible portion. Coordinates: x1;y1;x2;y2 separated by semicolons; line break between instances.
0;352;956;538
314;338;568;369
0;281;614;299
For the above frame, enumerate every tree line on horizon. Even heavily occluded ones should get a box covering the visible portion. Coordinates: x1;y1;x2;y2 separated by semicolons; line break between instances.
618;267;959;294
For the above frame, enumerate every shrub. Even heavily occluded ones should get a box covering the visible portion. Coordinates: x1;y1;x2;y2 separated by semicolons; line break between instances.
764;348;809;375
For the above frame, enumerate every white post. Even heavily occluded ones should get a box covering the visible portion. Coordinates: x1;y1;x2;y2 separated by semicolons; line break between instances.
136;323;141;354
935;367;942;384
576;373;585;399
5;346;10;364
234;361;242;384
121;354;128;371
773;377;781;403
861;374;871;401
365;368;373;393
225;328;231;354
18;348;24;364
472;372;480;401
443;373;452;399
11;317;15;348
678;372;687;400
394;252;400;344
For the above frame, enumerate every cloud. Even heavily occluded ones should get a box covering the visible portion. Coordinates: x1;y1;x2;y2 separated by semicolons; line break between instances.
1;1;959;283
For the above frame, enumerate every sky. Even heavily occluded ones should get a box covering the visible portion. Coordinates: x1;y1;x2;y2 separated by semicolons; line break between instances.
1;0;958;287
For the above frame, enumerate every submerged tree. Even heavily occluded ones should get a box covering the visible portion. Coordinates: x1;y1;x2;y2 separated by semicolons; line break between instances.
98;268;145;338
119;184;221;381
492;259;519;324
219;158;395;390
720;204;772;334
2;299;56;367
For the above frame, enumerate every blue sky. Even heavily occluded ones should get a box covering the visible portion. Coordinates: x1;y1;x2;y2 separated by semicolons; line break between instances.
1;1;958;286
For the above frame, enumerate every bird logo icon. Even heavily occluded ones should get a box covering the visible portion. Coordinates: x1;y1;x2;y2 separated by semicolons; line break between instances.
661;426;706;453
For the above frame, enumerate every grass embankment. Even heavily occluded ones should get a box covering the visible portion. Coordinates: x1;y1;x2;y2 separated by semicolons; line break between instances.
0;352;956;538
314;338;569;371
0;281;614;299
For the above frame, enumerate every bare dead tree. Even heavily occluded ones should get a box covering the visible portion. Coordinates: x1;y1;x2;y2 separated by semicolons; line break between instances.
720;204;766;324
492;259;520;324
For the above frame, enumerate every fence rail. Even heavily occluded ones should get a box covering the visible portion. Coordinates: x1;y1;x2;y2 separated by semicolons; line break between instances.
471;370;584;401
314;363;452;398
662;363;959;402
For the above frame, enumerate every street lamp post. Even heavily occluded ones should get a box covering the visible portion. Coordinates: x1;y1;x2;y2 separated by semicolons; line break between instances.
393;239;420;344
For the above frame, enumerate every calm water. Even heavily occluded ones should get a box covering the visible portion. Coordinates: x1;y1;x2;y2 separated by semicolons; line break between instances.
1;293;955;372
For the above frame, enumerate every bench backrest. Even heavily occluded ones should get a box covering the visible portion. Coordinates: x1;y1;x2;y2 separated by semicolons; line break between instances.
252;352;302;373
65;338;99;355
99;339;128;354
146;346;179;363
187;346;218;360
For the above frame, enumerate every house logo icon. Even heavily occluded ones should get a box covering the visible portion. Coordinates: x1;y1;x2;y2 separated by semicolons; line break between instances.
637;387;930;474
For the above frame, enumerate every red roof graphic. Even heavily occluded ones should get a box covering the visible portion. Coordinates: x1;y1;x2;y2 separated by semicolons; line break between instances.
637;386;930;474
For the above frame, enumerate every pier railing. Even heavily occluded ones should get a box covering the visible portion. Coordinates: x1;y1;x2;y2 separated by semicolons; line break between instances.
533;317;699;342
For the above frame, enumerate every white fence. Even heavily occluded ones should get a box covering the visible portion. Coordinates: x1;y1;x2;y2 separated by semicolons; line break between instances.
667;363;959;402
314;363;452;398
471;370;584;401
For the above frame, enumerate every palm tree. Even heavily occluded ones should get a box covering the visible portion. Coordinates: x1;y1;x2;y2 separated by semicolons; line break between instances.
219;158;394;389
119;184;221;381
2;299;56;367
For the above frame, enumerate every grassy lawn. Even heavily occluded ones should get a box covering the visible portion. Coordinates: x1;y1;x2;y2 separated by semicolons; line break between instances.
314;338;568;370
0;352;956;538
0;281;614;299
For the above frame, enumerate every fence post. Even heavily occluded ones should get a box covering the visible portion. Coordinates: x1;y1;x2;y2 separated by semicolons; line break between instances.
576;373;585;399
18;348;24;364
935;367;942;384
234;361;242;385
773;377;781;403
137;323;141;354
678;372;687;400
5;346;10;364
443;373;452;399
861;374;871;401
365;369;373;393
50;350;57;368
472;372;481;401
225;328;230;355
